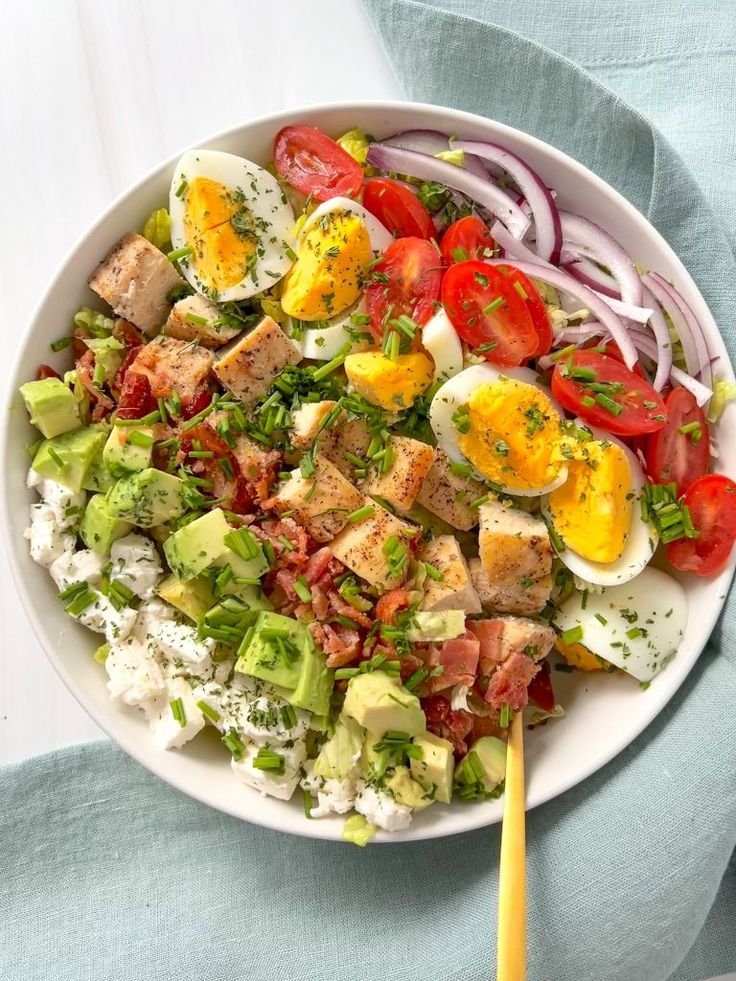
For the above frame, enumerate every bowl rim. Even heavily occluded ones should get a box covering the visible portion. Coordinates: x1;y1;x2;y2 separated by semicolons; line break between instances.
3;98;734;842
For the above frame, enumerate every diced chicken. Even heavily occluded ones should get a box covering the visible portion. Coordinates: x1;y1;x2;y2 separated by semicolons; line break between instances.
330;500;416;590
271;455;364;543
163;294;241;348
291;401;339;449
363;436;434;513
478;500;553;584
470;558;553;616
88;233;184;336
415;448;486;531
320;417;372;478
419;535;482;615
468;616;555;675
213;315;301;405
130;335;214;401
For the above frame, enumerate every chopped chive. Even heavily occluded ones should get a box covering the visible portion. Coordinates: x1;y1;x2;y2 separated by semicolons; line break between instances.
594;613;608;626
450;460;473;478
50;336;73;352
470;494;490;509
499;703;510;728
451;247;468;262
347;505;375;523
483;296;504;315
222;730;245;759
335;667;360;680
252;748;285;773
170;697;187;728
594;392;624;416
569;366;597;382
294;576;312;604
626;627;643;640
513;281;528;301
167;245;193;263
58;581;87;601
423;562;444;582
175;178;188;198
115;408;162;427
48;447;66;469
127;430;154;448
188;449;214;459
65;589;97;617
404;667;429;692
581;395;596;408
561;625;583;646
197;700;220;723
280;704;298;729
312;342;351;381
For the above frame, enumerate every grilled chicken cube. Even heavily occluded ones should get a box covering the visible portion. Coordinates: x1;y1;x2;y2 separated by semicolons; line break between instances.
419;535;481;614
213;316;301;405
291;401;339;449
470;559;553;616
363;436;435;513
415;448;486;531
88;233;184;336
478;500;553;587
330;501;416;590
320;417;372;478
129;335;214;401
271;455;363;543
164;294;241;348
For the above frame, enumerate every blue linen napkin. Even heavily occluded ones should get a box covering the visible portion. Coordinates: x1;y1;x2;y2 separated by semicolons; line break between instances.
2;3;736;980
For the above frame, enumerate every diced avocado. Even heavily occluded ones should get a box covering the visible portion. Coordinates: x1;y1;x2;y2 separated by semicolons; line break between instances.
102;424;155;477
386;766;433;810
211;528;270;585
80;493;133;556
313;715;364;780
230;584;273;611
157;575;215;622
342;814;376;847
84;336;124;384
343;672;426;738
83;449;116;493
235;611;309;691
163;508;231;581
455;736;507;797
107;468;184;527
20;377;81;439
410;731;455;804
291;638;334;717
407;610;466;643
32;424;109;492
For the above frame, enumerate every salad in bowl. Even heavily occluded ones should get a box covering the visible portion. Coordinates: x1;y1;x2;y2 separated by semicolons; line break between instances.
14;115;736;844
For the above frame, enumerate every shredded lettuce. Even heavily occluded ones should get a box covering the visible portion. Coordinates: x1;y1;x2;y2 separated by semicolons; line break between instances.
342;813;376;847
73;306;113;338
435;148;464;167
336;128;370;165
142;207;172;250
707;378;736;423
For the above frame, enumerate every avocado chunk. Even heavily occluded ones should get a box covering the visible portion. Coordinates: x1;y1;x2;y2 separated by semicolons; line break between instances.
407;610;466;643
163;507;232;581
102;424;155;477
410;731;455;804
80;493;134;555
235;611;334;716
83;449;116;493
386;766;433;810
455;736;507;798
343;672;426;738
157;575;216;622
20;377;81;439
32;424;109;492
107;468;184;527
211;526;270;584
313;715;364;780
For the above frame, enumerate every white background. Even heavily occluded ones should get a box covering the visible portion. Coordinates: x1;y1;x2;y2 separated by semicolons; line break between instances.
0;0;400;764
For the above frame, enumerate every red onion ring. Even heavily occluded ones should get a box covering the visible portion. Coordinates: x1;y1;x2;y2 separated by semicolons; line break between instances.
379;129;489;180
642;272;712;390
366;143;530;238
563;256;621;298
558;212;644;307
452;140;561;263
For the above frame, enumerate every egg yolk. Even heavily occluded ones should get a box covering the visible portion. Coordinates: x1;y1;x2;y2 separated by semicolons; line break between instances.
554;637;608;672
344;351;434;411
184;177;258;290
547;439;633;563
458;378;565;490
280;211;371;321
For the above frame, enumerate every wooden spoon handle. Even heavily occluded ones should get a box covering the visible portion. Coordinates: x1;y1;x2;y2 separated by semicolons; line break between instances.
497;711;526;981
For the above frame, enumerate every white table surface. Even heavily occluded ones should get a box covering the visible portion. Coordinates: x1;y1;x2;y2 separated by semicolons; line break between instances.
0;0;400;765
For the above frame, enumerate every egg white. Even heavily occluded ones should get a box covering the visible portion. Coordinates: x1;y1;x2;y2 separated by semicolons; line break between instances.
543;421;658;587
422;309;463;382
299;197;393;256
428;363;569;496
300;297;372;361
552;566;687;682
169;149;296;303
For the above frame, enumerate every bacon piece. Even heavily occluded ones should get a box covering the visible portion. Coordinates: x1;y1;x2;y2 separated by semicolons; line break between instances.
36;364;61;381
418;630;480;694
256;517;311;568
375;587;411;625
304;547;334;585
421;694;474;758
178;424;253;514
76;349;114;416
112;318;145;349
467;619;506;675
484;652;540;712
310;621;362;668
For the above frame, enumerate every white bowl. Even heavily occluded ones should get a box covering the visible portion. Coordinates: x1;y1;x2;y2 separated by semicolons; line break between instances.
3;101;735;842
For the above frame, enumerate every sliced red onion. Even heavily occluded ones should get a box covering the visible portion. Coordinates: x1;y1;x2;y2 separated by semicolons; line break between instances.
558;212;643;307
485;258;638;369
366;143;530;238
642;272;712;390
556;323;606;343
490;220;550;264
452;140;561;262
380;129;450;154
598;295;654;324
563;256;621;298
629;325;711;405
640;286;673;391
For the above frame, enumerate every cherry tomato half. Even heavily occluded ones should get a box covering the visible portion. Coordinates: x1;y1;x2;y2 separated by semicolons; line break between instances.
440;215;498;265
441;260;538;366
551;350;667;437
365;237;442;337
667;474;736;576
583;338;645;378
527;660;556;714
273;125;363;202
494;264;553;359
645;387;710;496
363;178;435;240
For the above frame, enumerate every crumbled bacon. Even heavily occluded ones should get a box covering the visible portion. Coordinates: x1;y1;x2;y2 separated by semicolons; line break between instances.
36;364;61;381
310;621;362;668
178;424;253;514
421;694;475;758
375;587;411;625
415;630;480;694
484;652;540;712
116;371;157;420
75;348;114;418
112;318;144;349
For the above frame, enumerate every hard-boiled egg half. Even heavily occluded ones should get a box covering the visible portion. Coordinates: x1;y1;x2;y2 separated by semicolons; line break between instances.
553;566;687;682
429;363;569;496
422;308;463;382
543;421;658;587
169;150;296;302
281;197;392;323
